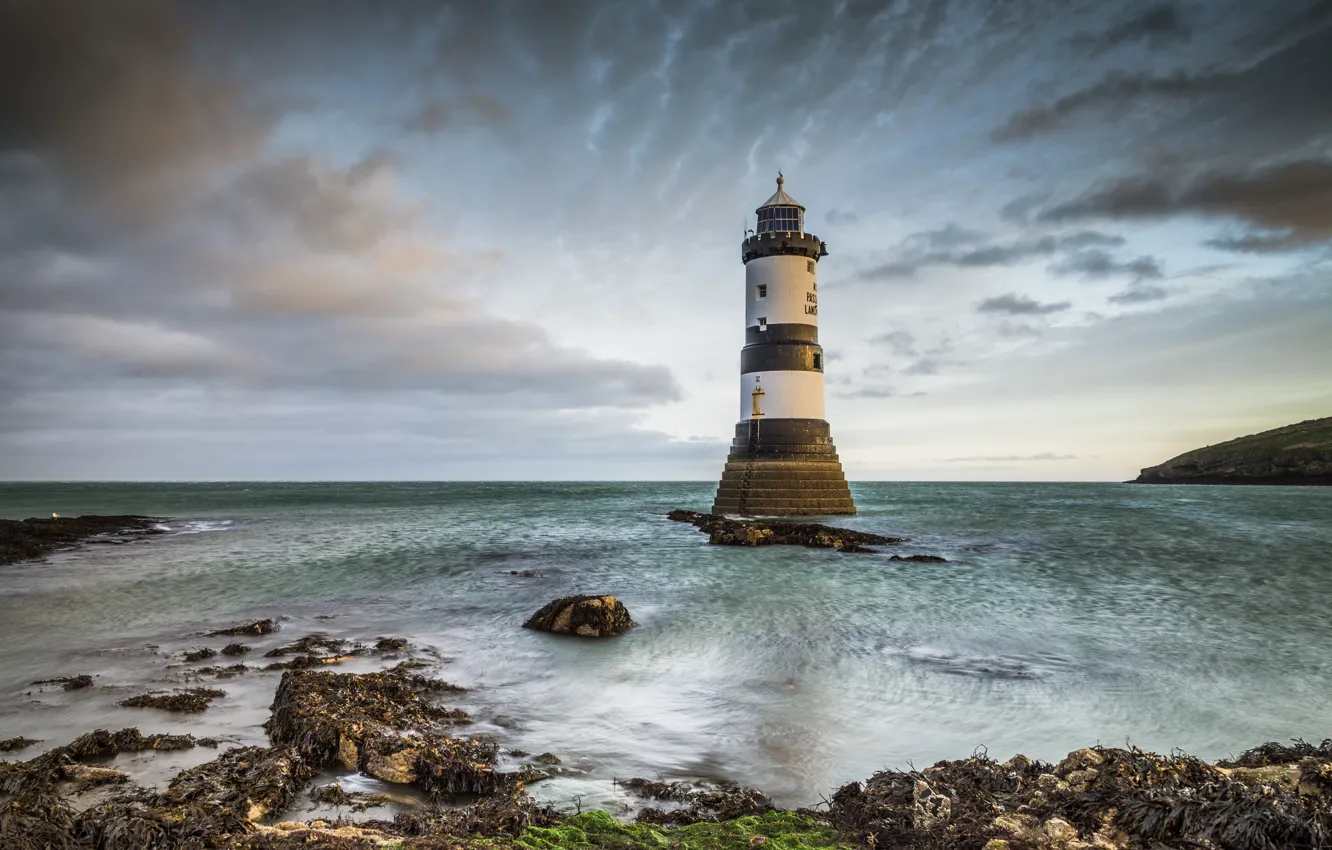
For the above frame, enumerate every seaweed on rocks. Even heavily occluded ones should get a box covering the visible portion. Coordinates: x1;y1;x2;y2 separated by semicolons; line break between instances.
264;668;471;770
375;636;408;652
221;642;252;656
889;554;948;563
0;514;165;566
119;687;225;713
0;736;41;752
522;595;636;637
371;788;563;840
622;777;775;826
30;675;93;690
67;727;203;756
668;509;909;554
162;745;316;820
208;618;279;637
184;647;217;662
263;634;349;658
1220;737;1332;768
193;663;252;678
308;781;394;812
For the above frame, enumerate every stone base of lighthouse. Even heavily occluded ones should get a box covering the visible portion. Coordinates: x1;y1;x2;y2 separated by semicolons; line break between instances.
710;419;855;516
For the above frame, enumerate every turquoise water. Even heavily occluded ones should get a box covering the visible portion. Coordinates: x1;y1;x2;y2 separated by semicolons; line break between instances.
1;481;1330;808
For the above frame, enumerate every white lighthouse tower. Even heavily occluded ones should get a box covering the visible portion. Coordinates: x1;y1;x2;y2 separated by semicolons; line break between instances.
710;174;855;516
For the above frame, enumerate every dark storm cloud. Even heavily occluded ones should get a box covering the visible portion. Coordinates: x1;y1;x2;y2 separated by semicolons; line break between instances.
1067;3;1190;53
0;0;269;220
1041;159;1332;249
977;294;1071;316
857;228;1124;281
1050;249;1163;282
993;70;1237;142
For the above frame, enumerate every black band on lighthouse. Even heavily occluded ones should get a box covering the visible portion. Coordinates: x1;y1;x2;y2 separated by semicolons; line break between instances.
745;323;819;345
740;341;824;373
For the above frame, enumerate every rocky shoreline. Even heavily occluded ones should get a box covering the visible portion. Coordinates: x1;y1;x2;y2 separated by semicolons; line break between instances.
4;613;1330;848
4;513;1329;848
0;514;166;566
1131;416;1332;485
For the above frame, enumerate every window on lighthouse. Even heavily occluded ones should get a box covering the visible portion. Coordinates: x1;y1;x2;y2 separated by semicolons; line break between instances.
756;284;767;299
757;317;767;330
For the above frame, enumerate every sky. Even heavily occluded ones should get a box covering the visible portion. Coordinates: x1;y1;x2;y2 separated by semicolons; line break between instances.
1;0;1329;481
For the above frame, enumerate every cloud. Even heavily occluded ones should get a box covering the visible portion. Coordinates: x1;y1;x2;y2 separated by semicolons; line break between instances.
1041;158;1332;249
944;453;1078;462
856;228;1125;281
993;70;1237;141
0;0;269;220
869;330;918;357
1050;249;1164;281
1108;285;1170;305
403;94;511;133
1068;4;1191;54
825;209;859;225
840;386;896;399
903;358;941;376
977;294;1072;316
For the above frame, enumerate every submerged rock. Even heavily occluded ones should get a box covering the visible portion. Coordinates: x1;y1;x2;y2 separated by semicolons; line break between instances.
221;642;252;656
183;647;217;662
522;595;636;637
0;736;41;752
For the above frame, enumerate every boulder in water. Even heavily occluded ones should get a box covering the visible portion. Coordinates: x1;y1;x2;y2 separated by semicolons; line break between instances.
522;595;635;637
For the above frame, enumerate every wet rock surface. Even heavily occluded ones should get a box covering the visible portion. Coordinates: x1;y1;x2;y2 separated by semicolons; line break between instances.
669;509;924;556
118;687;226;713
0;515;165;566
207;617;280;637
522;594;636;637
5;616;1331;848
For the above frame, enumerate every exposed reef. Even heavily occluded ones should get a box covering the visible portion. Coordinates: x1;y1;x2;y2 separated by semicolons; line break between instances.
0;515;165;566
668;509;921;555
1132;416;1332;485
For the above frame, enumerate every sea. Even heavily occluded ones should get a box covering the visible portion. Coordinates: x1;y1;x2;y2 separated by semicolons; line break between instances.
1;481;1330;815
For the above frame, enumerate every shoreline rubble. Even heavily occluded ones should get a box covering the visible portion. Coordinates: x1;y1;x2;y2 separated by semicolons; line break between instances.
4;627;1329;848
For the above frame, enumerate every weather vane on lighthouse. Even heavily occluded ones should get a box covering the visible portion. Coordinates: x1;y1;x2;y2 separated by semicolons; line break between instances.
709;174;855;516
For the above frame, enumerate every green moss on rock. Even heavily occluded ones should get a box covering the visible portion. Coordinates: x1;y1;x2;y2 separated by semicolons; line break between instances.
515;810;851;850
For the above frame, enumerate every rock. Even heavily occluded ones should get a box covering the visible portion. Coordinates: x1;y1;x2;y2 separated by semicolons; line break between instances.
1298;758;1332;798
1044;816;1079;843
533;752;561;765
1057;748;1105;775
0;514;165;566
64;764;129;786
1221;763;1300;791
364;742;421;784
992;813;1038;836
207;618;279;636
184;647;217;662
1003;754;1033;771
118;687;225;713
522;595;635;637
1066;767;1099;789
221;642;251;656
711;525;775;546
63;674;93;690
889;554;948;563
911;779;951;829
669;510;907;554
338;735;359;771
1036;772;1067;792
983;841;1012;850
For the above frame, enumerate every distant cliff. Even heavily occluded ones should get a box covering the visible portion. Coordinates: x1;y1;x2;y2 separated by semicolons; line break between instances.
1132;417;1332;485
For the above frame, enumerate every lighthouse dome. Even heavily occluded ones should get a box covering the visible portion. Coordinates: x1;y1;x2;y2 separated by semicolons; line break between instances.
755;173;804;234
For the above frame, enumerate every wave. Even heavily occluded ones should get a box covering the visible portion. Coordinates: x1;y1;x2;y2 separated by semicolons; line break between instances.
154;519;236;535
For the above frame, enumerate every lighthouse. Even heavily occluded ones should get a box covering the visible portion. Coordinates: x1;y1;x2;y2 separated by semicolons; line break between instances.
710;174;856;516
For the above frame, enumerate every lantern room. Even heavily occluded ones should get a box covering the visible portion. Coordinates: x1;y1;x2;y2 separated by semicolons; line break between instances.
755;173;805;234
